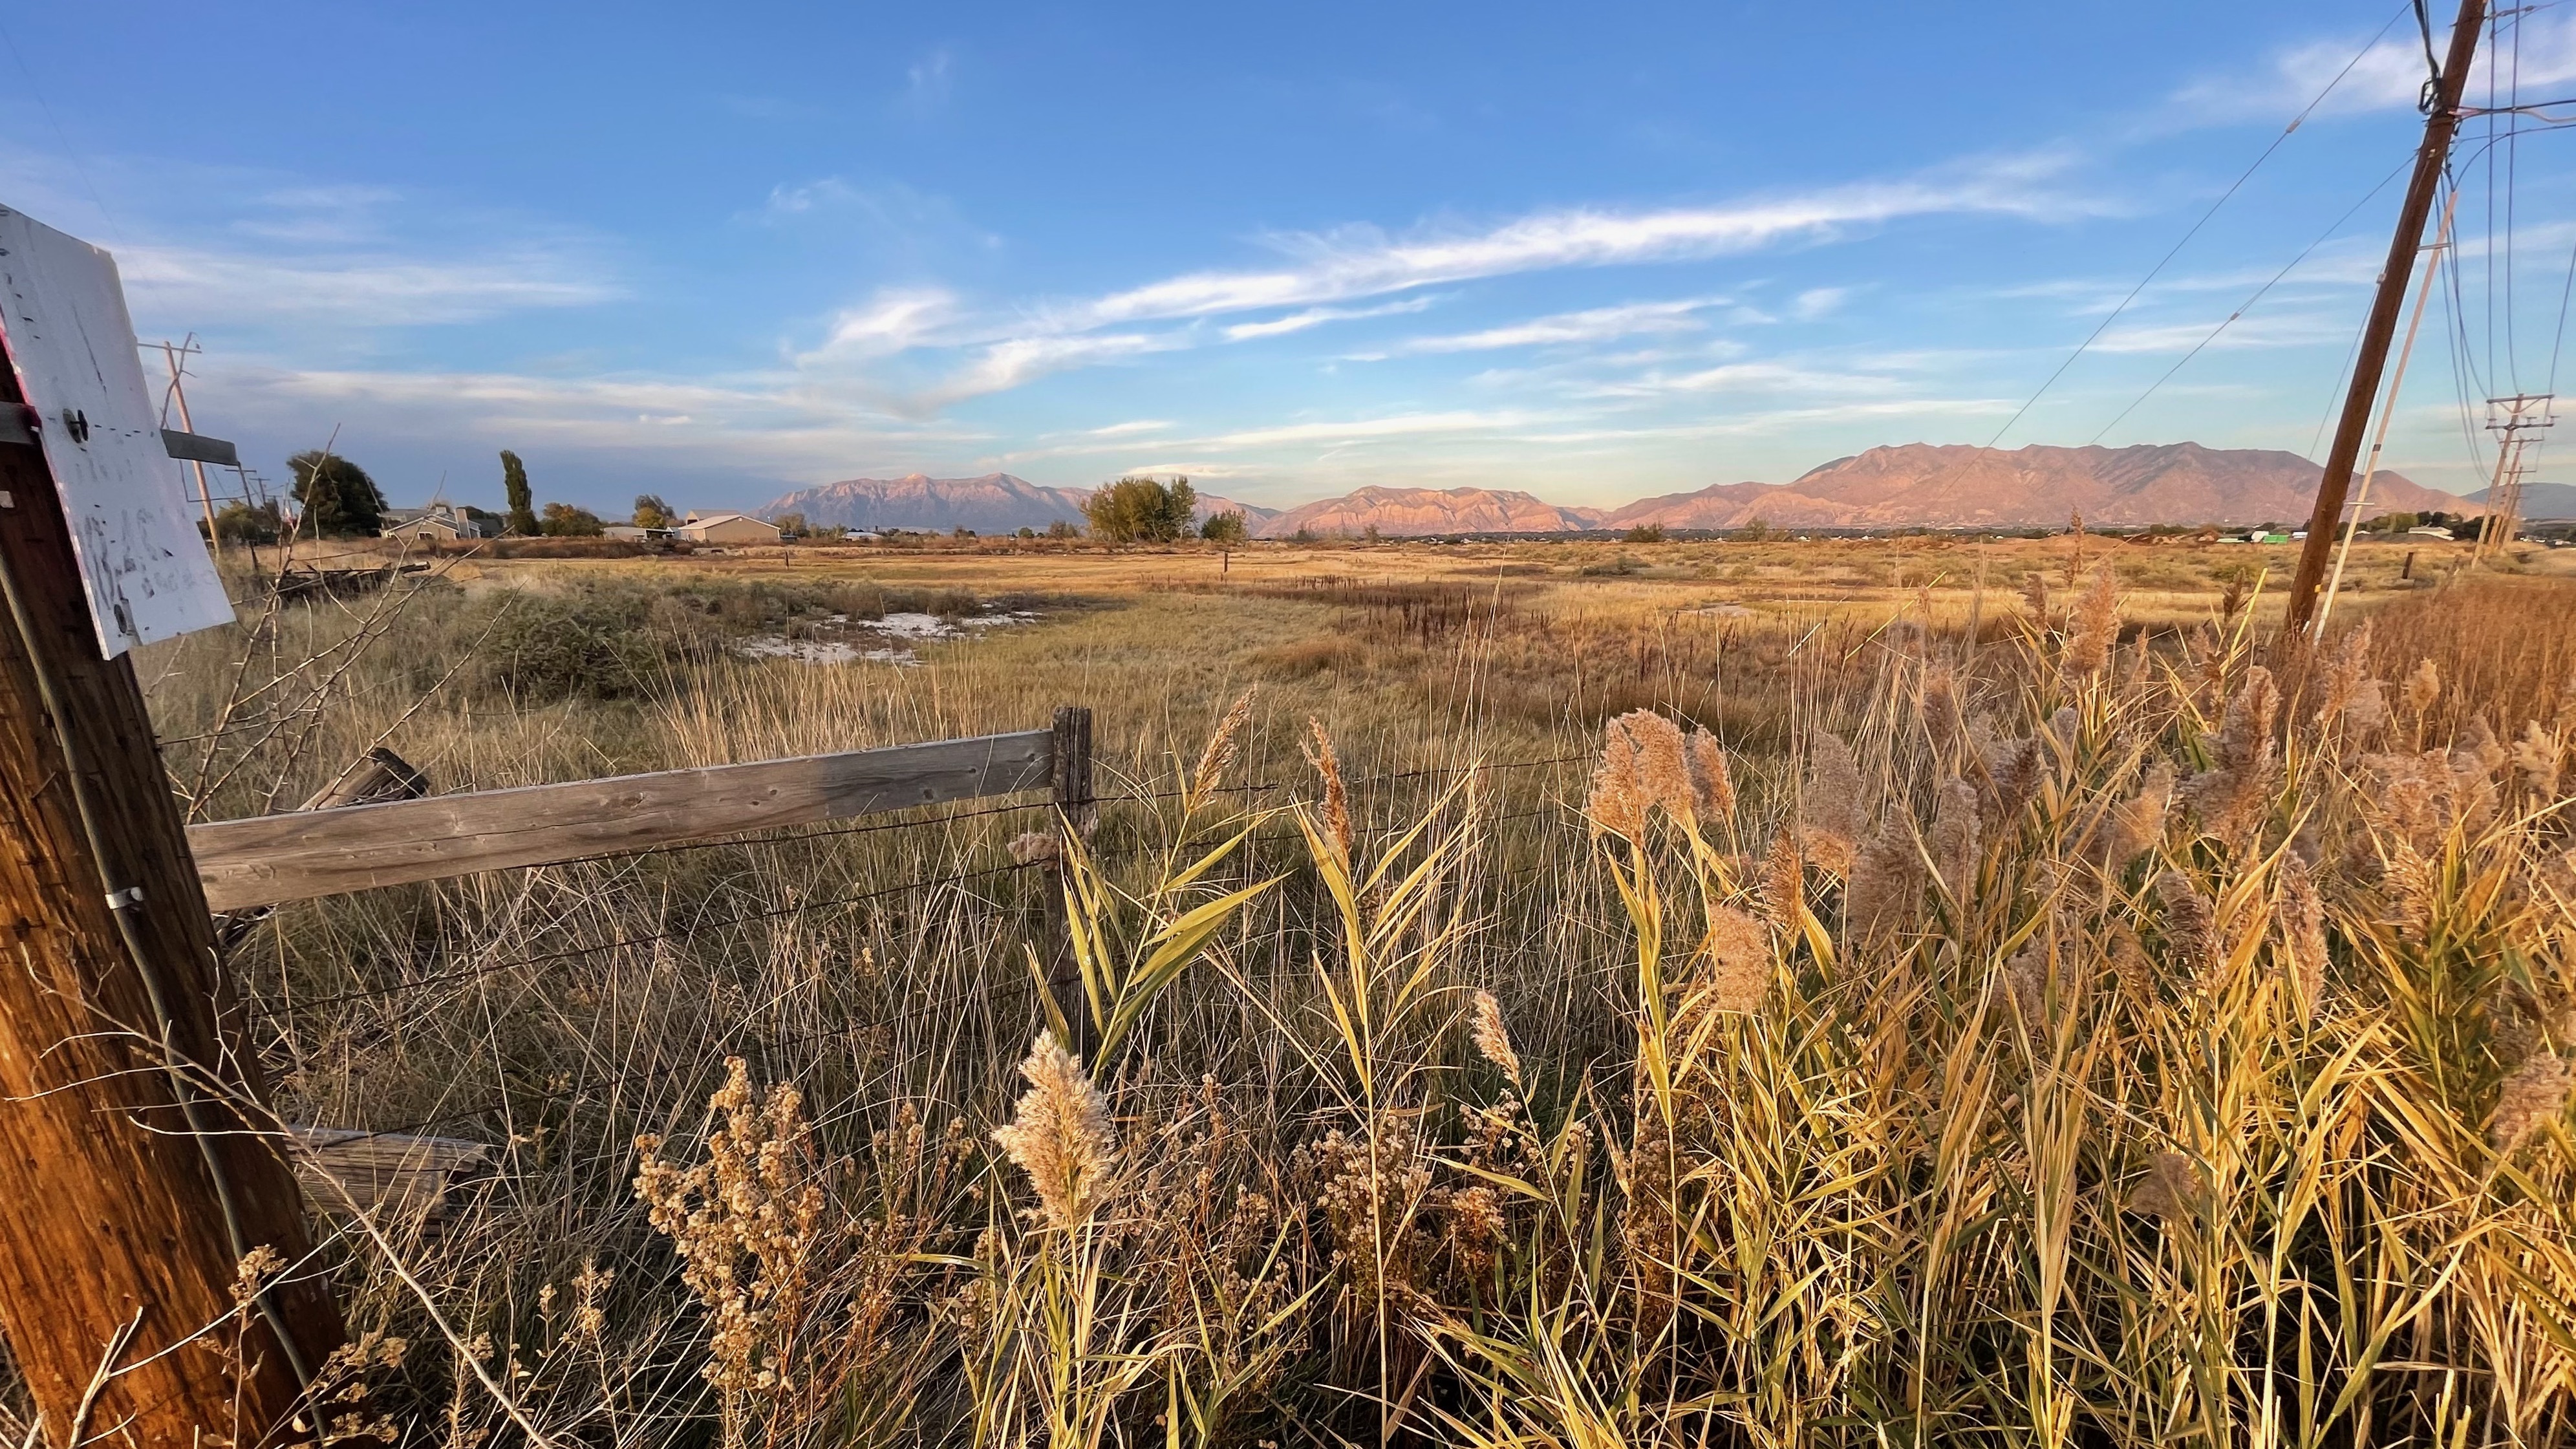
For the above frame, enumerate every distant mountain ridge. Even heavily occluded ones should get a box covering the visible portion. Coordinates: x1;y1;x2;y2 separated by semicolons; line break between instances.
2470;480;2576;519
1252;486;1602;539
1603;443;2474;531
757;445;2478;539
758;473;1276;533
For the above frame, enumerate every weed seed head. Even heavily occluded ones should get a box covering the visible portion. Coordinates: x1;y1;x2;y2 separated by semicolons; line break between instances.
1468;989;1523;1088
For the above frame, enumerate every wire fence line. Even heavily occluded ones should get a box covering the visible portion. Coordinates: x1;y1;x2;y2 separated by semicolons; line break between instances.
294;803;1595;1149
251;797;1580;1020
244;743;1599;1149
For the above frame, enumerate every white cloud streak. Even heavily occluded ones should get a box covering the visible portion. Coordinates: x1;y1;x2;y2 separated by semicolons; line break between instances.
1391;297;1721;353
1056;154;2079;331
115;244;617;327
2172;11;2576;123
1221;295;1437;340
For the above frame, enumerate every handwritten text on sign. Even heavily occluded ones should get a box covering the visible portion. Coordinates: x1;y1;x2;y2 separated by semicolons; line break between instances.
0;205;232;656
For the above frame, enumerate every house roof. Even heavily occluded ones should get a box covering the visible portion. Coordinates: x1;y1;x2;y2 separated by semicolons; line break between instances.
683;512;775;529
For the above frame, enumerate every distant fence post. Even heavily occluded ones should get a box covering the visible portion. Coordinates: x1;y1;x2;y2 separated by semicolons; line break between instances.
0;375;341;1439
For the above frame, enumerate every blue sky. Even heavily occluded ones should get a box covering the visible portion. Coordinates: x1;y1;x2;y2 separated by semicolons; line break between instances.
4;1;2572;515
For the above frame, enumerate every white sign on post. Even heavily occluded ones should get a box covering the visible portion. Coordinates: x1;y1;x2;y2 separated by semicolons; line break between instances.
0;204;233;656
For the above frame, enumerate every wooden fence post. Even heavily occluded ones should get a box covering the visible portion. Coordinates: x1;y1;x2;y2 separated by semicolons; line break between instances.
0;394;341;1439
1046;706;1095;1053
1051;705;1095;839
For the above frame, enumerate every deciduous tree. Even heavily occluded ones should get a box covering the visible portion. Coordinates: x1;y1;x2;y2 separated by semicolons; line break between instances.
1083;476;1198;542
288;449;387;536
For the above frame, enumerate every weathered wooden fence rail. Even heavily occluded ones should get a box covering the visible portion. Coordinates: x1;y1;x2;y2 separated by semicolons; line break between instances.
190;716;1086;911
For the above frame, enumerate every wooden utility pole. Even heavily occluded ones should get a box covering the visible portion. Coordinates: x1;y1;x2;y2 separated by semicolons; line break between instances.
2315;187;2461;636
0;379;340;1437
2284;0;2485;634
155;337;222;546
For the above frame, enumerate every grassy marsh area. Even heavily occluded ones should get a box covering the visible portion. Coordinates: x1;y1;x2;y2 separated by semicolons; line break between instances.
39;532;2576;1446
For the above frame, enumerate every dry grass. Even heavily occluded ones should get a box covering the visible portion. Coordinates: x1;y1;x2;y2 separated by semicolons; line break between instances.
12;534;2573;1446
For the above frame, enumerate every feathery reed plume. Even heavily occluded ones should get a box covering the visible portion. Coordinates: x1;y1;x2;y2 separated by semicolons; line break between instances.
2185;666;2279;848
2489;1051;2571;1154
2019;572;2054;627
2110;923;2156;1005
2066;565;2119;676
1007;830;1060;866
2004;940;2049;1025
1759;833;1805;934
1616;709;1693;824
2405;658;2442;720
1800;730;1864;875
1684;725;1735;828
1468;989;1523;1089
1930;777;1980;900
2453;714;2508;778
2277;854;2328;1026
2216;572;2249;628
2157;871;2215;980
2216;665;2280;769
1706;905;1769;1014
1186;687;1257;811
1922;661;1968;758
1980;732;2046;830
2101;761;2174;868
2129;1150;2203;1226
2511;720;2563;795
991;1030;1119;1232
2315;620;2374;730
1585;715;1648;844
1302;717;1353;863
1845;820;1924;945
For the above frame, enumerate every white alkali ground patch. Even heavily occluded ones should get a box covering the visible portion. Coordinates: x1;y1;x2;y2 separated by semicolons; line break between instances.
742;608;1037;667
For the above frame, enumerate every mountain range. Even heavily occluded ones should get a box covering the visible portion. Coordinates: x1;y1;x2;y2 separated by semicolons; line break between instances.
2469;480;2576;519
758;444;2476;540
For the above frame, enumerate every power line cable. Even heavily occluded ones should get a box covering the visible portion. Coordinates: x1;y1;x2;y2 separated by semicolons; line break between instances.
2087;156;2414;444
1984;3;2415;447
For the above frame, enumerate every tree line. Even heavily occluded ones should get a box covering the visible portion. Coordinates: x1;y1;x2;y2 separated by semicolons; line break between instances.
216;456;1249;545
217;449;638;541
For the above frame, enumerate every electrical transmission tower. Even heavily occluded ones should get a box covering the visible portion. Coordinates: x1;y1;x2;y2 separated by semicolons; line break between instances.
2476;392;2554;559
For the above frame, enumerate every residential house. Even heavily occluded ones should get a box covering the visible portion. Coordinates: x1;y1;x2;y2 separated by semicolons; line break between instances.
676;511;780;544
380;505;487;542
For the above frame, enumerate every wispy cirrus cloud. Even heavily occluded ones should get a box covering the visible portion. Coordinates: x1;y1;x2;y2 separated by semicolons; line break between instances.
209;360;987;478
880;152;2088;403
1222;295;1437;341
0;164;628;337
1189;409;1547;450
2169;10;2576;124
117;244;616;328
1384;297;1723;354
1057;151;2083;331
1587;360;1911;400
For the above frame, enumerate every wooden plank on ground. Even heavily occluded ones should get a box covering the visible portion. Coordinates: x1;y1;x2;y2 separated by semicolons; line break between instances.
190;728;1053;910
290;1126;492;1219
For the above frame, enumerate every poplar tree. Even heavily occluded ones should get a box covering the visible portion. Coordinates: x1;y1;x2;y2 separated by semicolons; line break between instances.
502;450;538;536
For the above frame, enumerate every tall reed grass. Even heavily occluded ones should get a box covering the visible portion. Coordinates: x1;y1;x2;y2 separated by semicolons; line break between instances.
10;553;2570;1446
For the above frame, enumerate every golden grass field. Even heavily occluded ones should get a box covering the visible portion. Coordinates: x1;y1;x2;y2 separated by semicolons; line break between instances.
44;530;2576;1448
